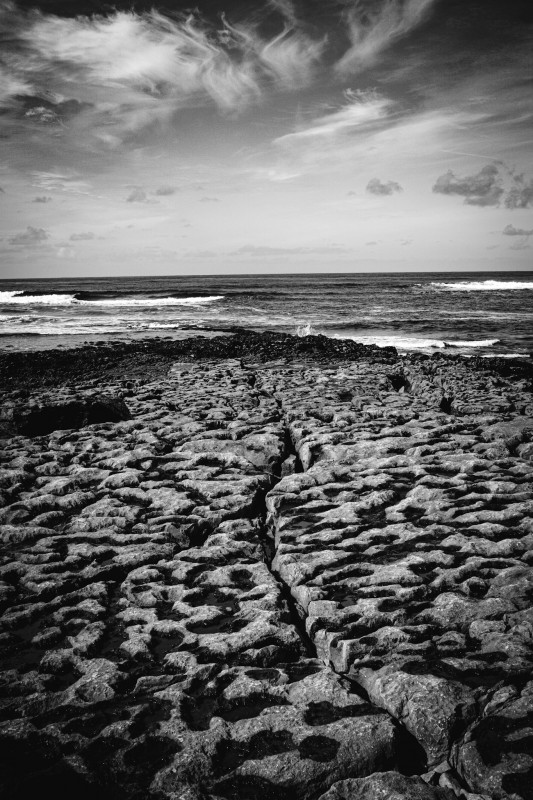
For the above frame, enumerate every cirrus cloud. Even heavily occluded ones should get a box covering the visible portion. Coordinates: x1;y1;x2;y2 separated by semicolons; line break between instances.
0;3;325;147
336;0;438;76
275;89;392;145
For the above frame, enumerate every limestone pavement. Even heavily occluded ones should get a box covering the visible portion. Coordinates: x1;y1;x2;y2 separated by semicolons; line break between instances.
0;354;532;800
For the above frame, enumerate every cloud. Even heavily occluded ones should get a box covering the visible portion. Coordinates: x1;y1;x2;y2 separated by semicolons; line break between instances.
366;241;378;246
199;196;220;203
432;164;504;206
155;185;177;196
267;0;299;26
69;231;96;241
503;224;533;237
432;163;533;209
366;177;403;195
254;26;325;90
0;4;325;146
336;0;438;76
31;171;92;196
8;226;49;245
275;90;391;144
33;196;52;203
126;188;150;203
232;243;350;256
505;175;533;209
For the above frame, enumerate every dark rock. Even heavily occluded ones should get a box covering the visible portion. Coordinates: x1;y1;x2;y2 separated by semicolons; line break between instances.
1;395;130;437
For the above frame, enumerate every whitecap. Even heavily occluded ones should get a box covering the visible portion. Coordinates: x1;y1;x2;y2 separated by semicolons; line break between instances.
83;295;224;307
332;334;501;351
443;339;500;348
296;322;315;337
426;280;533;292
0;292;76;305
0;291;224;307
332;334;447;350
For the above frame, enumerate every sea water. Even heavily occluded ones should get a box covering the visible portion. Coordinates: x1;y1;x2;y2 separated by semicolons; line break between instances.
0;271;532;358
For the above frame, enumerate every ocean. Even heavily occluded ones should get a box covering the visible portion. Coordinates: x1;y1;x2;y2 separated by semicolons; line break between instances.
1;271;532;358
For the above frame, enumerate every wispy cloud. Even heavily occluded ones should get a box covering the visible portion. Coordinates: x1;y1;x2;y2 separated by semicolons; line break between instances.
31;172;93;196
335;0;438;76
274;89;391;144
0;3;324;147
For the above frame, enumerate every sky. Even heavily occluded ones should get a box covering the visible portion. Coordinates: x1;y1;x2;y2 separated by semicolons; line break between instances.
0;0;532;277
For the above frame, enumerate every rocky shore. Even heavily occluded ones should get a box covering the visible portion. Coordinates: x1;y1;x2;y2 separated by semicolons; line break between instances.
1;331;532;800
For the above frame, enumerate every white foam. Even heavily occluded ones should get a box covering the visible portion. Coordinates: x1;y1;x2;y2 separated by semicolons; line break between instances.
444;339;500;347
427;280;533;292
332;334;500;351
333;334;447;349
296;323;315;337
0;291;224;306
0;292;76;305
86;295;224;307
478;353;530;359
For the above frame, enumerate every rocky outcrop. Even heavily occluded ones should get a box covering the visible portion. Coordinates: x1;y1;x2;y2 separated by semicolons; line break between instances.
0;350;532;800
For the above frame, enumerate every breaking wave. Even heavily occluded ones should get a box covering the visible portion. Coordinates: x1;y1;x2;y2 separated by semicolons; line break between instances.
425;280;533;292
332;334;501;351
0;291;224;306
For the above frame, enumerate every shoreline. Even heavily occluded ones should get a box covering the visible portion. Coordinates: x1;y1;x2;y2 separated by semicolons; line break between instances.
1;330;533;800
1;328;532;394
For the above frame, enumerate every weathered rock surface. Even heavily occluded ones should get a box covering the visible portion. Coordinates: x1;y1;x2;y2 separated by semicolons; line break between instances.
0;342;532;799
317;771;456;800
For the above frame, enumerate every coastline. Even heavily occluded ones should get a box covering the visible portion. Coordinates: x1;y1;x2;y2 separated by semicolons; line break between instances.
1;328;531;393
1;330;532;800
